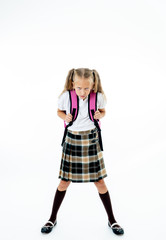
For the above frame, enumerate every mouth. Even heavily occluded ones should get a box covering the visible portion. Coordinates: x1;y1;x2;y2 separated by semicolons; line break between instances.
80;96;85;98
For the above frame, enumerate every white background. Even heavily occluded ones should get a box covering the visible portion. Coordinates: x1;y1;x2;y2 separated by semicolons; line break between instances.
0;0;166;239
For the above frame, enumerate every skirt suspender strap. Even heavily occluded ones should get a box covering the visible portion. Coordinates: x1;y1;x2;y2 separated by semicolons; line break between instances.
61;121;73;147
93;119;104;151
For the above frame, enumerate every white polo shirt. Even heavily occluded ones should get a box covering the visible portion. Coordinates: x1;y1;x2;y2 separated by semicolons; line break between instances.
57;90;107;131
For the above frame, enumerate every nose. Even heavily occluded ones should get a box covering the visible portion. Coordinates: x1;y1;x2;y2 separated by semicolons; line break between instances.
80;90;86;95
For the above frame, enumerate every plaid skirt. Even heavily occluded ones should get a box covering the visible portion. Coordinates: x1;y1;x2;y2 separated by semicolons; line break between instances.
58;127;108;182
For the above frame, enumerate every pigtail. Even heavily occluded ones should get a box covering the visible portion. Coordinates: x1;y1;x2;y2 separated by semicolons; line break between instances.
58;68;75;97
92;69;103;93
92;69;107;103
64;68;75;90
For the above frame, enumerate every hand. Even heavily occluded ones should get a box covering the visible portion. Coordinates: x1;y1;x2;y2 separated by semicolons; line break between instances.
94;110;101;120
65;113;73;123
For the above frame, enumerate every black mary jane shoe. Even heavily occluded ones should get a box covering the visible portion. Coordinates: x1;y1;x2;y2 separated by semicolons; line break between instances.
108;221;124;235
41;220;57;234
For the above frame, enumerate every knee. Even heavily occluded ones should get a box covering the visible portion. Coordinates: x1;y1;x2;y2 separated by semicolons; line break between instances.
94;179;105;187
58;180;71;191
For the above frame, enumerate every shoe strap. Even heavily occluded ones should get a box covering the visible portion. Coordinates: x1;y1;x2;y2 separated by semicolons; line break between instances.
111;222;119;228
46;220;54;227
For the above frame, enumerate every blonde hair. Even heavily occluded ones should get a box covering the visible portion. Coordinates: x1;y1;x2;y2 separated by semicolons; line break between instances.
58;68;107;102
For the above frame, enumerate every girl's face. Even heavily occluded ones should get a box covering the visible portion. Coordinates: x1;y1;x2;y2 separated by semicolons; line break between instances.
72;76;94;100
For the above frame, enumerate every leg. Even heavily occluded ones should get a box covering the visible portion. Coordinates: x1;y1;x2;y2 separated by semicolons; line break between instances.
94;178;108;194
58;179;71;191
45;180;71;226
94;179;120;227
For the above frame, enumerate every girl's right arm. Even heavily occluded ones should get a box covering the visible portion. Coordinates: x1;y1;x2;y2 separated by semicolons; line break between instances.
57;109;73;123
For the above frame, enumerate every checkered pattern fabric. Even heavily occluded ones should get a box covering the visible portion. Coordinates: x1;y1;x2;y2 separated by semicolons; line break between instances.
58;127;107;182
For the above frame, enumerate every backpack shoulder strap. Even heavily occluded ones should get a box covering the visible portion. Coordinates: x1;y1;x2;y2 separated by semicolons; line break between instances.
69;89;79;121
64;89;79;128
88;91;96;121
88;91;101;128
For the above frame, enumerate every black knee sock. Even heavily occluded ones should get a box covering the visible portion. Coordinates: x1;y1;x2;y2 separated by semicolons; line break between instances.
98;190;116;224
48;188;67;224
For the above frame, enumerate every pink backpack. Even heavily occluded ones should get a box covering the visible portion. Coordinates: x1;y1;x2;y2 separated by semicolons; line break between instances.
61;89;103;151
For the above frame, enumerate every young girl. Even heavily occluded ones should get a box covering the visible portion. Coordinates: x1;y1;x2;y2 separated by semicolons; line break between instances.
41;68;124;235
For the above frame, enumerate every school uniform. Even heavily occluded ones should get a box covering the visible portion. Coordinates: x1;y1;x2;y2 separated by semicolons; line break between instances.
57;91;108;183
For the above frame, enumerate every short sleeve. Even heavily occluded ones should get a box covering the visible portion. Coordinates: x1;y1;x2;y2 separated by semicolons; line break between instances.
97;92;107;109
57;91;68;110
